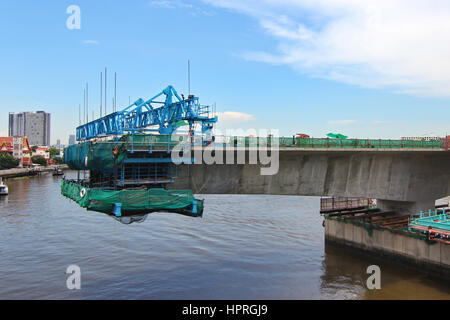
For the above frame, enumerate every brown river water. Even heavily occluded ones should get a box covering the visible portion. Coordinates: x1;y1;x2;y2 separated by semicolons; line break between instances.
0;171;448;299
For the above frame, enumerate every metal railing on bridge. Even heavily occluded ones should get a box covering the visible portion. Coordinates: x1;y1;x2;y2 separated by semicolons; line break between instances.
320;197;375;214
227;136;445;149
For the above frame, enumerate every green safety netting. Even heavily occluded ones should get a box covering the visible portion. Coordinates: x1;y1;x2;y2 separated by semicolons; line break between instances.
63;134;186;172
61;179;199;213
229;136;443;149
119;133;187;145
294;138;442;149
63;141;127;172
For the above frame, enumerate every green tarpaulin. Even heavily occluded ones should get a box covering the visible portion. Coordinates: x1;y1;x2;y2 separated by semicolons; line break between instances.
60;179;200;214
63;141;127;173
173;120;189;127
327;133;348;139
63;133;185;173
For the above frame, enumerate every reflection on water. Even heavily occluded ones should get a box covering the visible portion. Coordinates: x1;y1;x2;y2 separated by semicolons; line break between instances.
113;214;148;224
0;171;448;299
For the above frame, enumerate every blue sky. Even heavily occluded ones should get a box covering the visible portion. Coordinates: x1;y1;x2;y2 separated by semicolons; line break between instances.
0;0;449;144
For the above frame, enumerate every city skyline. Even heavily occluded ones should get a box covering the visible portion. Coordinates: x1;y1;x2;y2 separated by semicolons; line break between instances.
5;108;68;147
0;1;449;144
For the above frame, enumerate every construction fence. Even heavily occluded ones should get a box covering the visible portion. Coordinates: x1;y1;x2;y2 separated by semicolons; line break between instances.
229;136;445;149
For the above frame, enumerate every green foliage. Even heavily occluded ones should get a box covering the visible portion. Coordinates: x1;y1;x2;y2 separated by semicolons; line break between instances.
53;157;63;164
31;155;47;166
30;145;38;152
49;147;60;157
0;152;20;170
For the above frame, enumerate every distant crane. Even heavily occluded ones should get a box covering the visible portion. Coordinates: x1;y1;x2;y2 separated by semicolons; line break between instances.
76;85;217;141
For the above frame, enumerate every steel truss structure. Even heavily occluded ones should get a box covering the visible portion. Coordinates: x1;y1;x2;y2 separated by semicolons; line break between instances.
76;85;217;141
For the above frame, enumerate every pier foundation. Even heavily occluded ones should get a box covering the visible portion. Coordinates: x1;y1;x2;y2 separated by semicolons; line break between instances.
324;218;450;280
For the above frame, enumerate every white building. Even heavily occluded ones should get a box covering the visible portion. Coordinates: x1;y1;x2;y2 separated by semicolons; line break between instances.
8;111;51;146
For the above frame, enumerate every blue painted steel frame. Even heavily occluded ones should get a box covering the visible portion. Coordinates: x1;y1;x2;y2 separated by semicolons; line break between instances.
76;85;217;141
117;161;176;186
409;209;450;232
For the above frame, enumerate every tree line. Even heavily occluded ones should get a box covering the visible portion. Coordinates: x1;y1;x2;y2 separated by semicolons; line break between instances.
0;147;63;170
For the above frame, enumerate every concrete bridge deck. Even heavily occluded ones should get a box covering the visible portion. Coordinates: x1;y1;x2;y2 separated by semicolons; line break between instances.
169;147;450;215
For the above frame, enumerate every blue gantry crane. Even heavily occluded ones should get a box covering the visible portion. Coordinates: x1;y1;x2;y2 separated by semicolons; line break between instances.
76;85;217;141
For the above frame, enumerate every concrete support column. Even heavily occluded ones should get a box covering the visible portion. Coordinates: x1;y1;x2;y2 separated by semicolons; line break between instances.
377;199;435;215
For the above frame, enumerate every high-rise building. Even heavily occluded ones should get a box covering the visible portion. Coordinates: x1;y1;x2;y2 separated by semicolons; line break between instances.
8;111;51;146
68;135;76;145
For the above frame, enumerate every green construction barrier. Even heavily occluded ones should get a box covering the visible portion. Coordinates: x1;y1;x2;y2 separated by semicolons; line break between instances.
229;136;442;149
63;133;192;173
61;179;198;213
63;141;127;173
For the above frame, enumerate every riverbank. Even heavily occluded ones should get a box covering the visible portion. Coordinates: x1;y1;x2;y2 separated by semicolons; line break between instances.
0;164;69;179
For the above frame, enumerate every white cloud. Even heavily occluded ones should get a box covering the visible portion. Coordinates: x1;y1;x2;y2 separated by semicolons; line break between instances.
149;1;194;9
203;0;450;97
150;1;213;15
327;119;357;124
149;1;176;8
83;40;99;45
216;111;255;123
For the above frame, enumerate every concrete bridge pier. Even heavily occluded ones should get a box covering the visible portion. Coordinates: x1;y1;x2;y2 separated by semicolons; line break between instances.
377;199;436;215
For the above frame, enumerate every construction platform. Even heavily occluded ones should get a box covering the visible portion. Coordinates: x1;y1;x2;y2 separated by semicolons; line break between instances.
62;133;204;219
321;198;450;279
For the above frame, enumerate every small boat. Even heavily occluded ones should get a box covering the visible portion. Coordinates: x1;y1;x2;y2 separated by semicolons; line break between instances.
53;168;64;176
0;178;8;195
